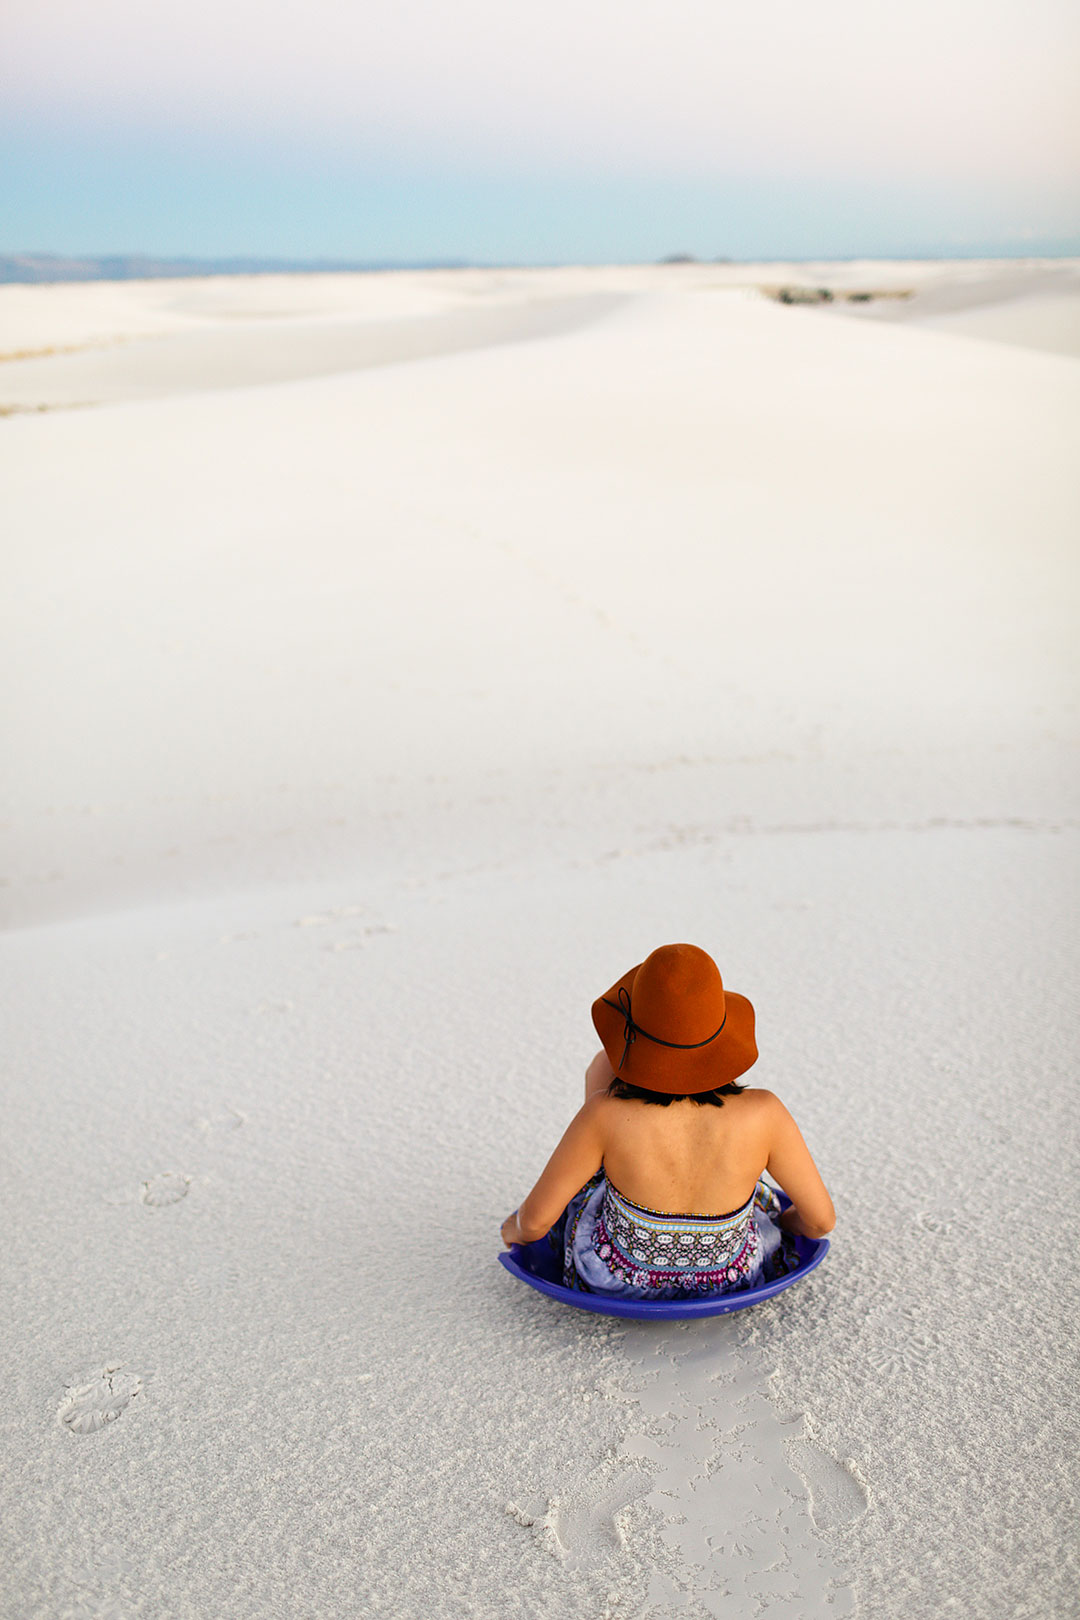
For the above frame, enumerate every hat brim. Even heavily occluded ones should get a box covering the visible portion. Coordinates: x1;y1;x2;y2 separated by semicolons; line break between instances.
591;964;758;1095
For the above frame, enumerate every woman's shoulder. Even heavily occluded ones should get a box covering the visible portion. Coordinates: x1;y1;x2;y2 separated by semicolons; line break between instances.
728;1086;788;1132
736;1085;781;1110
735;1088;810;1154
581;1088;627;1126
578;1090;621;1130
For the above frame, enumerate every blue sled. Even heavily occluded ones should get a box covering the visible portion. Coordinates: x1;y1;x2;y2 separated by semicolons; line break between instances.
498;1191;828;1320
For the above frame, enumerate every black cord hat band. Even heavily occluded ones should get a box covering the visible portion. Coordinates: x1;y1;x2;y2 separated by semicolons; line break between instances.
602;986;727;1072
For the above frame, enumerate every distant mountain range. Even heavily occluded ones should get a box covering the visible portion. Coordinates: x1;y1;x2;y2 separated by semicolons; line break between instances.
0;253;472;284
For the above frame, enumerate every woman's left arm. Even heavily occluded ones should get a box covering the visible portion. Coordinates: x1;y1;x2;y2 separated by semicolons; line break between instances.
501;1096;607;1246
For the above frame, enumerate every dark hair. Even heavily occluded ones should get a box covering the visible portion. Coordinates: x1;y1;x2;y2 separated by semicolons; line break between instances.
606;1077;745;1108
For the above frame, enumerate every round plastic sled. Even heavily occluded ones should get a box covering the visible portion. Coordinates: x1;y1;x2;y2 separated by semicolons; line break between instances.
498;1191;828;1320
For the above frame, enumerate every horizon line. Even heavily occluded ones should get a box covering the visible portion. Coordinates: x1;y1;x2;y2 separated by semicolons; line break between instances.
4;246;1080;286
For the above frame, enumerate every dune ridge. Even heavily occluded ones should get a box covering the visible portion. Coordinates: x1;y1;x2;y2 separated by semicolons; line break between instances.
1;264;1077;1619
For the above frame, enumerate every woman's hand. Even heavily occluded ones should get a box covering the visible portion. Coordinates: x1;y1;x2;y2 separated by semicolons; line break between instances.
778;1202;834;1240
501;1210;522;1248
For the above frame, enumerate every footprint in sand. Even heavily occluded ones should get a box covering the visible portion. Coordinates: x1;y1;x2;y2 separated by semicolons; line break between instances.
64;1550;132;1620
102;1171;192;1208
59;1366;143;1435
863;1333;938;1380
139;1172;190;1207
862;1306;941;1379
508;1461;651;1567
324;924;397;951
295;904;367;927
915;1209;971;1237
193;1105;246;1135
785;1439;870;1532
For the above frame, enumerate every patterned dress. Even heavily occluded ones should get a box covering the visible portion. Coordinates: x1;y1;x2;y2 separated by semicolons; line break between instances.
560;1174;798;1301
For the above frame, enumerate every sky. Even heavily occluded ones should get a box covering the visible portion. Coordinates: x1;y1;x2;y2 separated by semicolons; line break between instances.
3;0;1079;263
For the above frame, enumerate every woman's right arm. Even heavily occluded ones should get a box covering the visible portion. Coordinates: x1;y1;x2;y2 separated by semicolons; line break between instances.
761;1093;835;1239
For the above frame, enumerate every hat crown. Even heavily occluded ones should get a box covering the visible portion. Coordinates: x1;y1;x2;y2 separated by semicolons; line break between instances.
632;944;726;1045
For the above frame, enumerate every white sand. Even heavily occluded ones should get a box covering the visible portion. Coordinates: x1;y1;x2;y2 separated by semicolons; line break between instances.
5;258;1078;414
1;264;1078;1618
823;260;1080;359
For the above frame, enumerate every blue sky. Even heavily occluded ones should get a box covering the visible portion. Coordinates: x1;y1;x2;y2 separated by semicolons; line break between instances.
4;0;1078;262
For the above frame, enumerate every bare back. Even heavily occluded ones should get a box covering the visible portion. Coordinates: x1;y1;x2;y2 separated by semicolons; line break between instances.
509;1068;834;1247
597;1088;772;1215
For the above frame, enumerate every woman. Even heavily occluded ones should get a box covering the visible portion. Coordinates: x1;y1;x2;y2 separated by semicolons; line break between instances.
501;943;834;1300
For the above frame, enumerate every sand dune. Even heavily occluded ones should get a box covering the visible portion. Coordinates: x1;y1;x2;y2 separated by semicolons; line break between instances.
3;259;1077;417
826;259;1080;358
1;265;1077;1619
0;290;625;408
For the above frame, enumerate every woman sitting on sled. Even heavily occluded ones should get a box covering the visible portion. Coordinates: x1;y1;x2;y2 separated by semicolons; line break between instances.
501;944;834;1302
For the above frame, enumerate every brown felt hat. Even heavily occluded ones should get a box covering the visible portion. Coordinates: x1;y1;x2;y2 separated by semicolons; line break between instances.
592;943;757;1095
